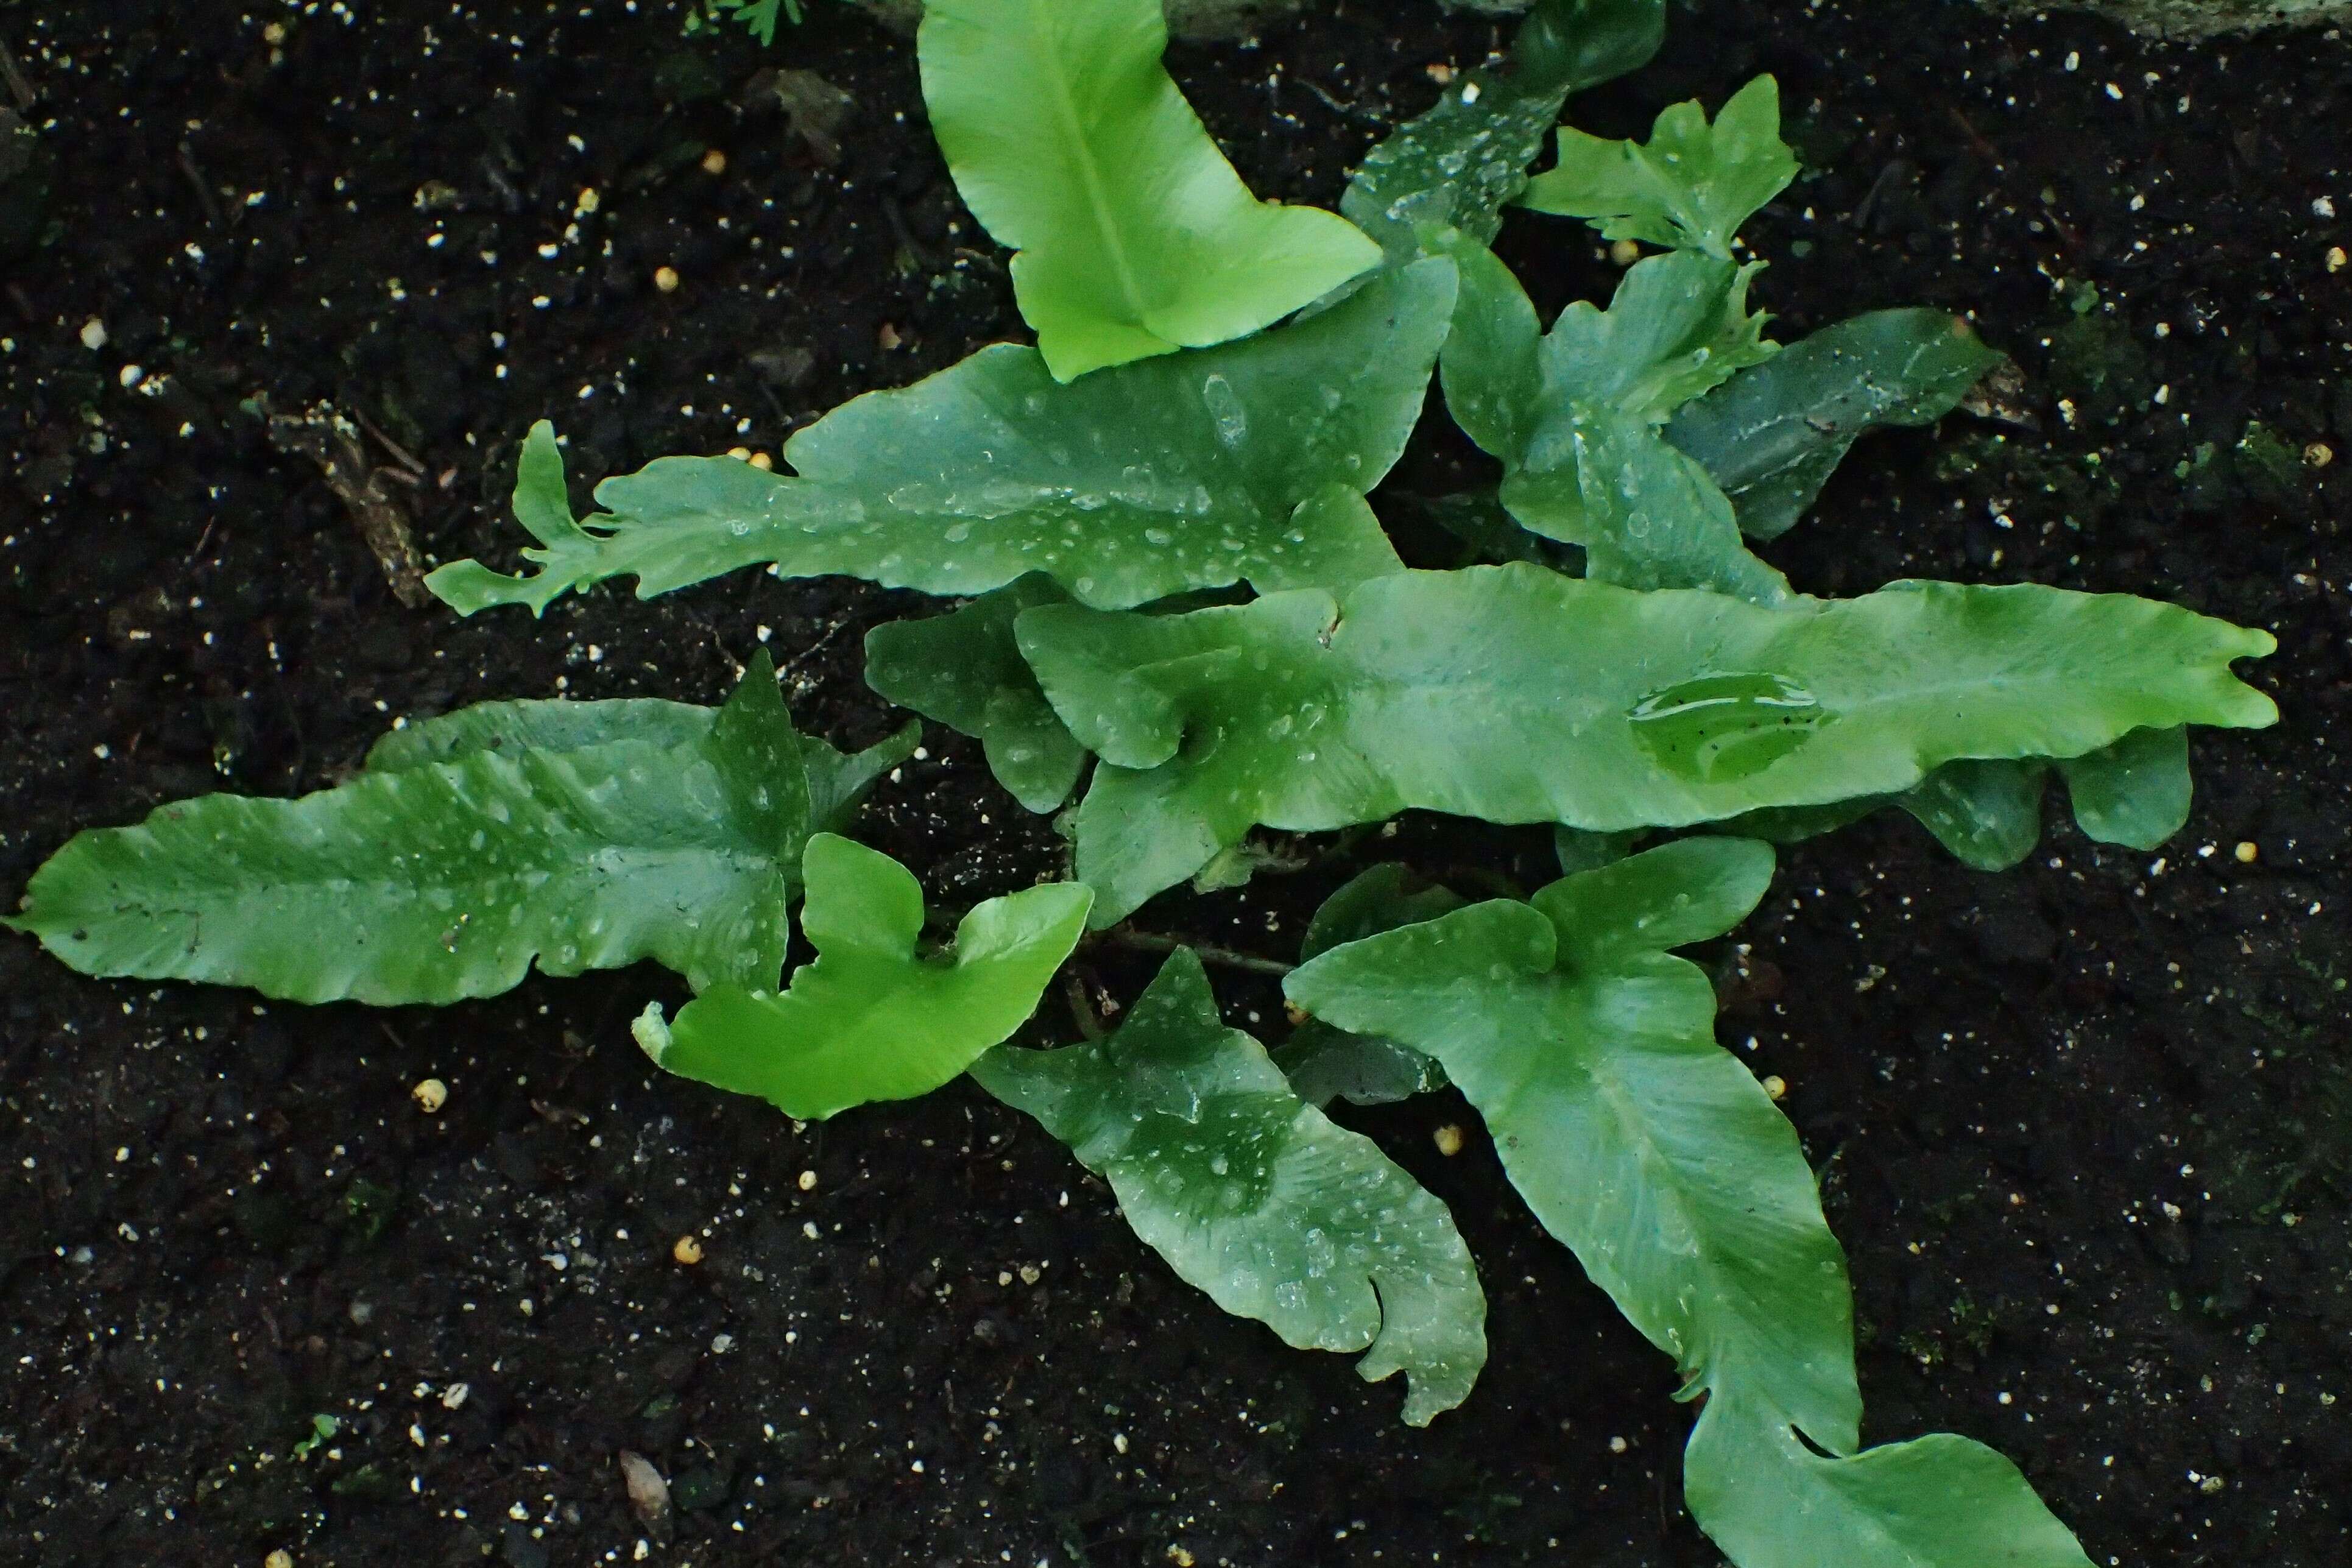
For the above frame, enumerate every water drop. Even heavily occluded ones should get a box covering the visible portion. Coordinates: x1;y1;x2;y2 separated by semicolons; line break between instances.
1200;373;1249;448
1626;673;1831;784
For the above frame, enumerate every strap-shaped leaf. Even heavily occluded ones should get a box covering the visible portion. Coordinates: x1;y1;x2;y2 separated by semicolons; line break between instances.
1665;309;2007;540
1286;841;2092;1567
1344;0;1666;261
1519;75;1798;260
634;835;1092;1120
1272;865;1461;1107
428;263;1453;617
865;574;1088;814
918;0;1379;380
1015;565;2276;923
1685;1393;2094;1568
7;657;834;1003
971;948;1486;1425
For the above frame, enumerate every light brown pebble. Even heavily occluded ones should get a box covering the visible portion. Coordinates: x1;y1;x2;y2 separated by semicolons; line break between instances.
1761;1074;1787;1101
412;1078;448;1114
673;1235;704;1266
726;445;753;462
2234;841;2259;864
701;148;729;175
265;1553;294;1568
652;265;681;294
797;1169;819;1192
1281;1000;1309;1027
748;451;774;471
877;322;903;351
2329;245;2348;274
1432;1124;1466;1157
1167;1549;1198;1568
1609;238;1642;268
1424;63;1457;85
2305;442;2335;470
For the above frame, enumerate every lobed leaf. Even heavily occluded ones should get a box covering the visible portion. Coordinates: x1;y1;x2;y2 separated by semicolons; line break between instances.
7;656;839;1003
1287;841;2092;1566
1519;76;1799;260
917;0;1380;380
971;948;1487;1424
864;574;1089;813
2058;724;2192;849
1665;309;2007;540
1343;0;1667;261
1015;565;2276;923
1440;248;1781;581
429;264;1453;616
1287;841;1857;1441
635;835;1092;1120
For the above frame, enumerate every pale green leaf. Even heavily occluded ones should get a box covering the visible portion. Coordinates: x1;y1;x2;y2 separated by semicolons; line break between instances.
864;574;1089;813
1665;309;2007;540
917;0;1379;379
1272;865;1461;1107
7;657;830;1003
1015;565;2276;923
635;835;1091;1120
971;948;1486;1424
2058;725;2192;849
1554;826;1643;874
1686;1394;2094;1568
427;263;1452;616
1343;0;1667;260
1519;76;1798;260
423;420;603;617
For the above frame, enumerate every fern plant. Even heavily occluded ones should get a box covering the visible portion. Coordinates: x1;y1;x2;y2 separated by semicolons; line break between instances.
9;1;2279;1563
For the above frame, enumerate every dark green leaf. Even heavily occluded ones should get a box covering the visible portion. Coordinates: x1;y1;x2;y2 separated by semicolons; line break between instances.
972;948;1486;1424
1017;566;2276;923
1272;865;1461;1107
865;575;1089;813
919;0;1379;379
428;263;1453;616
2058;726;2191;850
1343;0;1665;261
9;657;828;1002
1665;309;2007;540
635;835;1091;1119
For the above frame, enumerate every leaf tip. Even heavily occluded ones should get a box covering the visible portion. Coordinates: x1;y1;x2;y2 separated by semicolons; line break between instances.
631;1001;673;1065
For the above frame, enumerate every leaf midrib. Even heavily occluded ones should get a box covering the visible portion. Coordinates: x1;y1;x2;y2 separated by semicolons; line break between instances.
1022;0;1153;330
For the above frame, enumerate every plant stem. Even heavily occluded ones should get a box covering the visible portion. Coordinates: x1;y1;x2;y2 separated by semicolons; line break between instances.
1092;928;1294;977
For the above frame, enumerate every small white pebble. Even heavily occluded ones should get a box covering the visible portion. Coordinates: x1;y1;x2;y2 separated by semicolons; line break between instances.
412;1078;448;1114
119;364;144;388
2315;196;2339;220
80;319;108;351
797;1169;818;1192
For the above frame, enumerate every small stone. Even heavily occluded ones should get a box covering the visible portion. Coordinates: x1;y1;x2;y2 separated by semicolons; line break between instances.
1762;1075;1788;1101
1281;1000;1309;1027
797;1169;818;1192
412;1078;448;1114
2305;443;2335;470
1432;1124;1466;1157
618;1450;672;1532
1609;239;1642;268
266;1552;294;1568
119;364;144;389
2329;245;2348;274
726;446;753;462
877;322;903;351
652;265;680;294
673;1235;705;1266
80;319;108;351
2233;841;2259;864
701;148;729;175
576;187;601;214
747;451;774;471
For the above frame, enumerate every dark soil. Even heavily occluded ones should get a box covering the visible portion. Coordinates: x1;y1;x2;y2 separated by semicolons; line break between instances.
3;1;2348;1564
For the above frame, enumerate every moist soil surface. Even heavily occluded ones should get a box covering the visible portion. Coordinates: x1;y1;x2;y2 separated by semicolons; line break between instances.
2;2;2348;1565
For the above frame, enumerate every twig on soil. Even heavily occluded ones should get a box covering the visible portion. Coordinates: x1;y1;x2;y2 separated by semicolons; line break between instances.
1062;972;1106;1042
264;403;432;608
348;406;426;476
175;143;225;228
1091;927;1294;978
